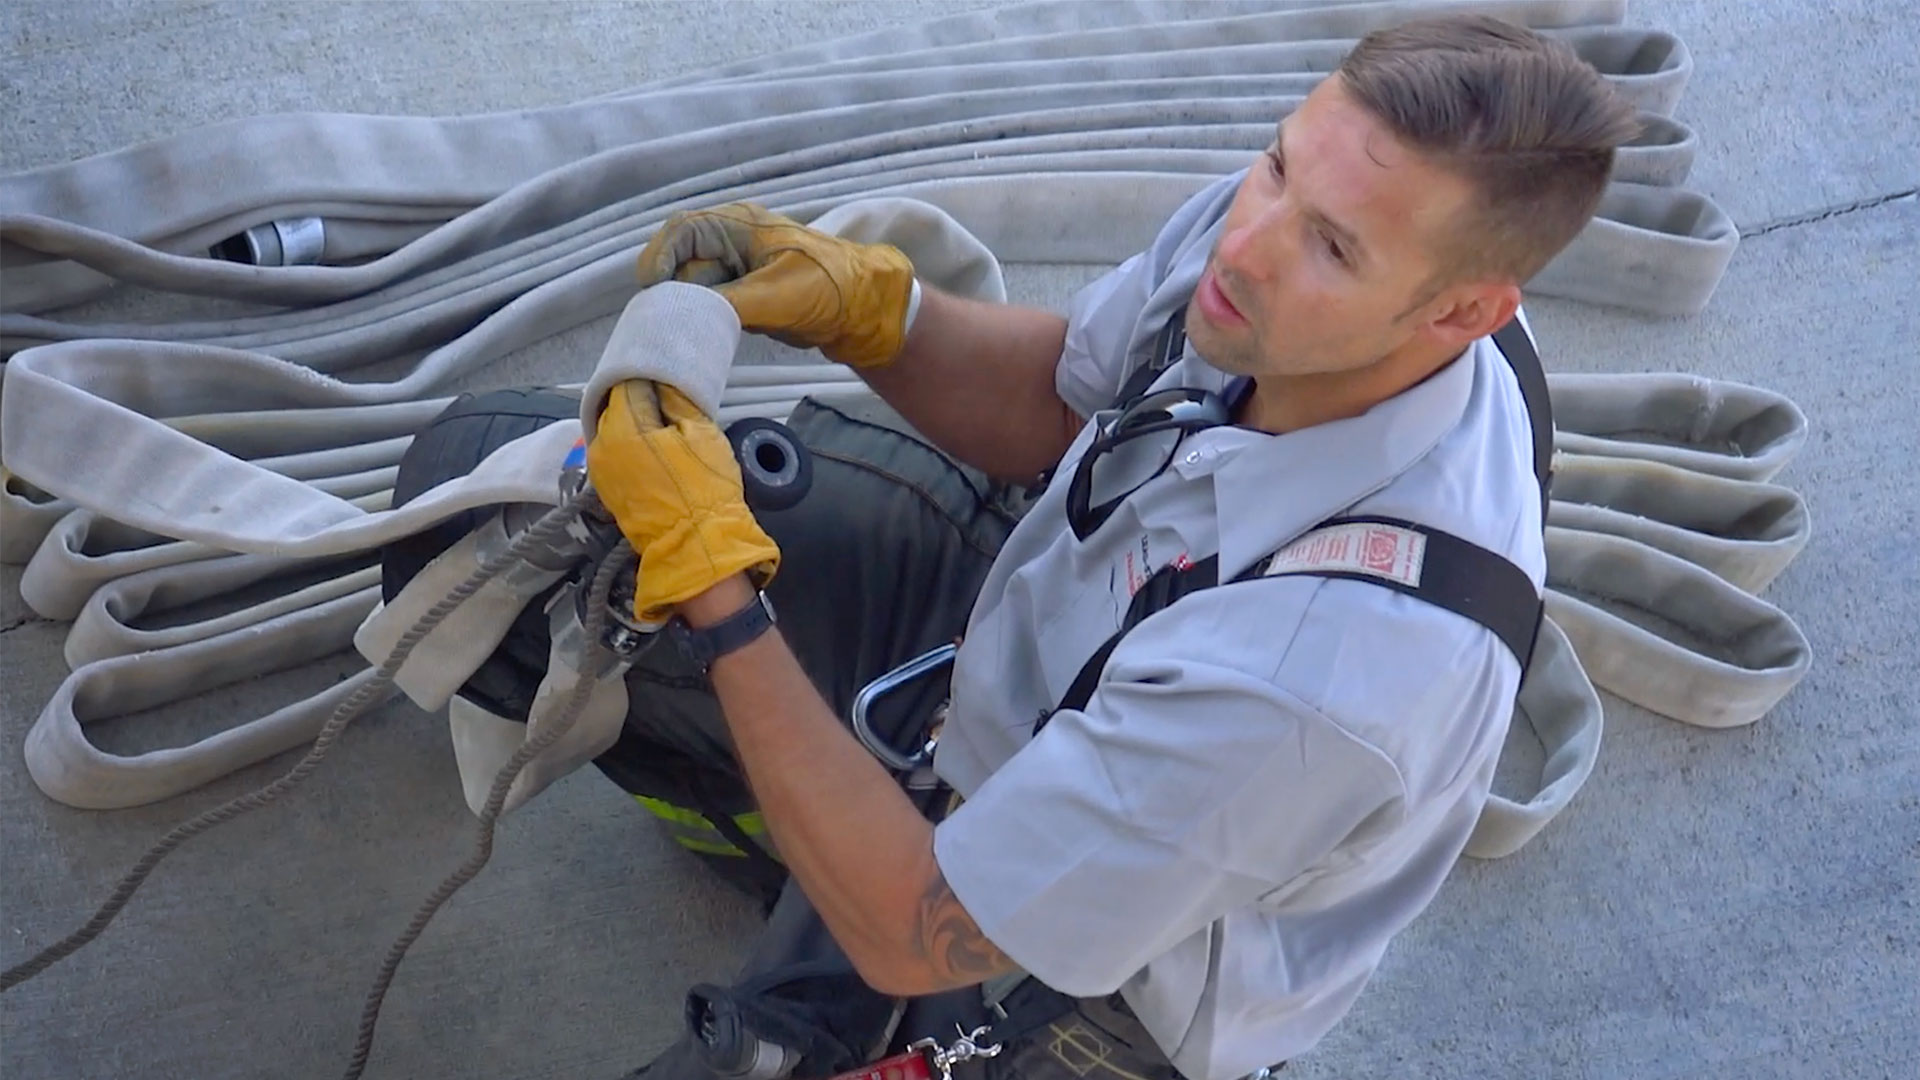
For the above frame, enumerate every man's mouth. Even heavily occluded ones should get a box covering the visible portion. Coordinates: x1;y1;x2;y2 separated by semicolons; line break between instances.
1196;267;1247;326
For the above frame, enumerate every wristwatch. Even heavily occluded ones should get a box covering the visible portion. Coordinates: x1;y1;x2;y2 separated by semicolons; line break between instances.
666;590;777;672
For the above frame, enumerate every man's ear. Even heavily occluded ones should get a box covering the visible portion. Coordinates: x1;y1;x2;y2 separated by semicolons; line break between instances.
1420;281;1522;350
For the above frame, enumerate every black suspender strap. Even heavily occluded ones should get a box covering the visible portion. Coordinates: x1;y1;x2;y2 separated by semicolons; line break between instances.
1492;318;1553;521
1038;513;1538;731
1039;555;1222;731
1257;516;1540;664
1487;316;1552;669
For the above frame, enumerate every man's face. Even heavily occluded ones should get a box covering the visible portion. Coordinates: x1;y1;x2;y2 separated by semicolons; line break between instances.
1187;77;1481;379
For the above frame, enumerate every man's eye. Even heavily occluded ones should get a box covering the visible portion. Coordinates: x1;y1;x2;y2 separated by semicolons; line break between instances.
1324;234;1347;266
1267;153;1285;180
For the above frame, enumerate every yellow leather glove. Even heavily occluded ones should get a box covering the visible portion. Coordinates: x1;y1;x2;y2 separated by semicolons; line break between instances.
636;203;916;369
585;379;780;623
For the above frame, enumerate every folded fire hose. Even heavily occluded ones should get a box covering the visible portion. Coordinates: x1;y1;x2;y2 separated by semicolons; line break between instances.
0;0;1814;1074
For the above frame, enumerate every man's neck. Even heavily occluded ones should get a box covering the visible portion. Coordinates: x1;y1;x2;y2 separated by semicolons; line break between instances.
1237;344;1468;435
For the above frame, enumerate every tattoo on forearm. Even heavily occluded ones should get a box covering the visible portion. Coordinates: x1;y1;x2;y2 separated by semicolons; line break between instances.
917;869;1014;982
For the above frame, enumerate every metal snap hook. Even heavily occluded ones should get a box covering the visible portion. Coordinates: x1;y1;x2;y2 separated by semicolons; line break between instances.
850;643;957;771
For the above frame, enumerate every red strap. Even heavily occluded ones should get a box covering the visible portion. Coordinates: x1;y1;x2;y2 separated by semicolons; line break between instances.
829;1048;936;1080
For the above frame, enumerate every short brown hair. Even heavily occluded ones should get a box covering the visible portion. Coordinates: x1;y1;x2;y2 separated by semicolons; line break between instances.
1337;14;1640;284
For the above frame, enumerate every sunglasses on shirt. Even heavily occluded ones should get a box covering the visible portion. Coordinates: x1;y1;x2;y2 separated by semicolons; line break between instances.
1066;385;1233;541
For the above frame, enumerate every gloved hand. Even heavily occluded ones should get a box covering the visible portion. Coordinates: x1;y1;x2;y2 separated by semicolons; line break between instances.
636;203;917;369
585;379;780;623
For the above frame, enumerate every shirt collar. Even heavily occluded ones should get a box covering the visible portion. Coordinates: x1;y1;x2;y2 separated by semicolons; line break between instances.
1170;343;1480;580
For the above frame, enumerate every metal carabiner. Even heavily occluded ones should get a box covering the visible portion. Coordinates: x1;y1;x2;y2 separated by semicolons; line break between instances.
908;1025;1003;1080
849;643;957;772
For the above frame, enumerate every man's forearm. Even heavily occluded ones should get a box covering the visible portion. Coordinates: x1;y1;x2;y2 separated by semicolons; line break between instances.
859;285;1085;484
680;577;1017;996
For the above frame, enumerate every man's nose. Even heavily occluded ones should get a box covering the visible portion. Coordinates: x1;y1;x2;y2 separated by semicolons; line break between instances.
1215;198;1297;284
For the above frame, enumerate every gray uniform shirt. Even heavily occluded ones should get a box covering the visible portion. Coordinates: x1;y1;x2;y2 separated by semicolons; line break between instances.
929;171;1546;1080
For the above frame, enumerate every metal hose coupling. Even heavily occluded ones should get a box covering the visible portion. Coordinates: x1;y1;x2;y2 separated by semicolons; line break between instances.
210;216;326;266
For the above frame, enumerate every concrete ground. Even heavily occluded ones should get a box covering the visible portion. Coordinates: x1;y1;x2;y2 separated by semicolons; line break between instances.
2;1;1915;1078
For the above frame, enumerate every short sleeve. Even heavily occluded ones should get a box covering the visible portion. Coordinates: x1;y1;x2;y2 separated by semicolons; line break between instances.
1054;171;1245;418
930;631;1404;997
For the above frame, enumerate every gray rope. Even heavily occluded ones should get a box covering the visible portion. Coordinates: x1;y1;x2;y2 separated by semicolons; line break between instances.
0;490;599;992
341;530;630;1080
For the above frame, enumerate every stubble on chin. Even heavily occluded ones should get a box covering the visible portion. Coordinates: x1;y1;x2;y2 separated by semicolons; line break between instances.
1186;315;1262;377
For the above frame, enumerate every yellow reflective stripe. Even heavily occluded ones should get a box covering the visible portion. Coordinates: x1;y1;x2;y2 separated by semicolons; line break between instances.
633;795;769;842
634;794;708;829
675;836;752;857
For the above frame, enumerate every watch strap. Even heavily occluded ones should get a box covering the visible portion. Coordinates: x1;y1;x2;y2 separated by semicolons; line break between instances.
671;592;775;670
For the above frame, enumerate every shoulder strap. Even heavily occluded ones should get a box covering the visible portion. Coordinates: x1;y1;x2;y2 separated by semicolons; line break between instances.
1254;516;1540;664
1039;554;1221;730
1492;317;1553;520
1035;316;1550;735
1037;511;1540;731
